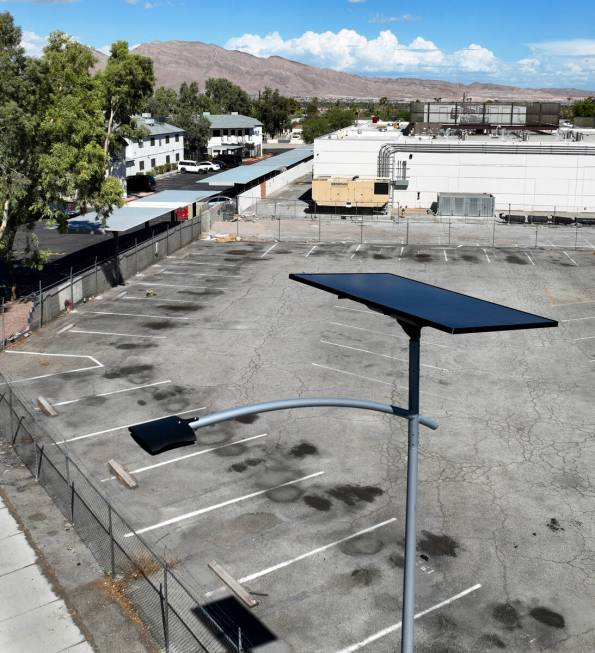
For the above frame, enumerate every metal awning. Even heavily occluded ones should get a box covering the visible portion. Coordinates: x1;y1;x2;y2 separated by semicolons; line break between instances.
207;147;313;187
67;190;219;234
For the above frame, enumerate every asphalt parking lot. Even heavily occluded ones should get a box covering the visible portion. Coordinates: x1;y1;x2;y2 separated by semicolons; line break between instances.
2;241;594;652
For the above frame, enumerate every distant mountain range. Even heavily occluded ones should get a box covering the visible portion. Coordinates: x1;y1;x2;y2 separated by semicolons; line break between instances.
93;41;593;102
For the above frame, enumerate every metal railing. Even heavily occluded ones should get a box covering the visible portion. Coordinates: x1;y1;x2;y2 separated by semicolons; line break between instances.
0;371;240;652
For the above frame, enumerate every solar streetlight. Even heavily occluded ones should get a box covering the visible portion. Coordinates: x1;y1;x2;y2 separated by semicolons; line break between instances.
129;273;557;653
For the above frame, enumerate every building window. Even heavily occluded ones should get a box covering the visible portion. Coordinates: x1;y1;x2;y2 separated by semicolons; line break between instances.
223;129;228;136
138;139;144;148
151;158;156;168
166;155;170;164
139;160;145;171
175;134;179;142
150;137;155;146
166;135;170;144
212;129;220;137
176;153;180;162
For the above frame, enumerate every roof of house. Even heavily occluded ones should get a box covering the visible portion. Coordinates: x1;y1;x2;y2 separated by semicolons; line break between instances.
204;114;262;129
135;116;185;136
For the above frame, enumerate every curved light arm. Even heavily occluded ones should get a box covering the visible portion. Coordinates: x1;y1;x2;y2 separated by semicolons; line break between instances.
187;397;438;431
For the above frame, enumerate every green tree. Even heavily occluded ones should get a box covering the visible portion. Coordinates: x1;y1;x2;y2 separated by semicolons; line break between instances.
171;82;211;157
302;116;329;143
254;87;291;137
144;86;178;119
97;40;154;157
305;97;320;118
572;97;595;118
205;77;252;115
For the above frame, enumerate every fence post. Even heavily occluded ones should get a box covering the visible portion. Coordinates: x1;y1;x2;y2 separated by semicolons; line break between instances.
1;298;5;350
360;218;363;244
166;227;169;255
108;505;116;578
575;223;578;250
11;416;24;444
179;223;182;250
535;224;538;249
492;217;496;249
278;211;281;242
134;239;138;275
69;267;74;307
70;481;75;523
160;565;170;653
39;281;43;328
35;444;44;481
318;214;321;242
406;217;409;245
448;217;451;246
94;257;98;295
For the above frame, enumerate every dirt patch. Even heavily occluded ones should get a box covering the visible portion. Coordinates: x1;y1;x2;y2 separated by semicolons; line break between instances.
303;495;331;511
492;602;522;630
327;484;384;506
289;442;318;458
529;607;565;629
546;518;564;532
350;566;381;587
418;531;459;558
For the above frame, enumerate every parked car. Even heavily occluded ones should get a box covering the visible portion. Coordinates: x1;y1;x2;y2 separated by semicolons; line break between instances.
126;174;156;193
207;196;234;207
178;160;221;174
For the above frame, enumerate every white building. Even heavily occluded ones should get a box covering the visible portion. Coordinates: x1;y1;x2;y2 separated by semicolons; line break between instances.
203;113;263;158
125;114;185;176
313;122;595;213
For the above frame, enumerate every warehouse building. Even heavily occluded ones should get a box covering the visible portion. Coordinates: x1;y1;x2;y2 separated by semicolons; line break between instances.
312;121;595;214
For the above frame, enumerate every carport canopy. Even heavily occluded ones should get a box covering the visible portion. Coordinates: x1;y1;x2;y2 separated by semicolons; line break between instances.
67;190;220;234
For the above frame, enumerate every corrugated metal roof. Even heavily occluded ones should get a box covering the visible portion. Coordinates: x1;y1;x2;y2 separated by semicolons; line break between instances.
207;147;313;187
134;116;185;136
67;190;219;234
205;114;262;129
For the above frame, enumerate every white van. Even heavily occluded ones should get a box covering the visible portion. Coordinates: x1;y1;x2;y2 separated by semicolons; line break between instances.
178;160;221;174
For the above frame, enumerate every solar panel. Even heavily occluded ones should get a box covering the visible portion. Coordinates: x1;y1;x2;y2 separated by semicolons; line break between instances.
289;273;558;334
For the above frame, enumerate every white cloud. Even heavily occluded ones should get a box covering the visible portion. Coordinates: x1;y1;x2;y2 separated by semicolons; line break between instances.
369;13;417;25
21;30;47;57
226;29;497;75
529;39;595;57
347;0;367;4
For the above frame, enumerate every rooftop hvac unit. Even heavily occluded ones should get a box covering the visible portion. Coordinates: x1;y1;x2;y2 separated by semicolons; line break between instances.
437;192;495;218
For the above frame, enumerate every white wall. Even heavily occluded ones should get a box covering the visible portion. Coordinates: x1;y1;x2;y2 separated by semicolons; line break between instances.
126;133;184;175
235;159;313;212
207;127;263;157
313;137;595;212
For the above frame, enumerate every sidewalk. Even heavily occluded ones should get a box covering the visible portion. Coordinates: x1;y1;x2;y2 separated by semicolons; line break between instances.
0;495;93;653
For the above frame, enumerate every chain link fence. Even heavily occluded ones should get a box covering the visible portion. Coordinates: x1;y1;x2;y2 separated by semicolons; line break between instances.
212;200;595;249
1;203;228;346
0;371;243;652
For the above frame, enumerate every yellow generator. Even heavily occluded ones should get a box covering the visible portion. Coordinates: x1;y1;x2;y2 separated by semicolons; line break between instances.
312;176;390;208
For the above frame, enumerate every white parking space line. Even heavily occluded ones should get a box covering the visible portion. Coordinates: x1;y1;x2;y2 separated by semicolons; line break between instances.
4;351;104;383
329;322;453;349
135;282;228;290
482;248;491;263
124;471;325;537
582;237;595;248
82;310;190;321
205;518;397;598
336;583;482;653
160;271;243;279
351;244;361;260
572;335;595;341
399;246;404;257
55;407;205;445
335;305;382;317
57;323;75;334
101;433;269;481
563;251;578;266
70;329;167;339
118;295;198;304
167;260;239;268
261;243;278;258
54;380;172;407
312;363;451;400
524;252;535;265
443;249;448;262
320;339;450;372
306;246;317;257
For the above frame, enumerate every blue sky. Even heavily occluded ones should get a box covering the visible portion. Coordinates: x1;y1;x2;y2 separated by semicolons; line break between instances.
5;0;595;88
